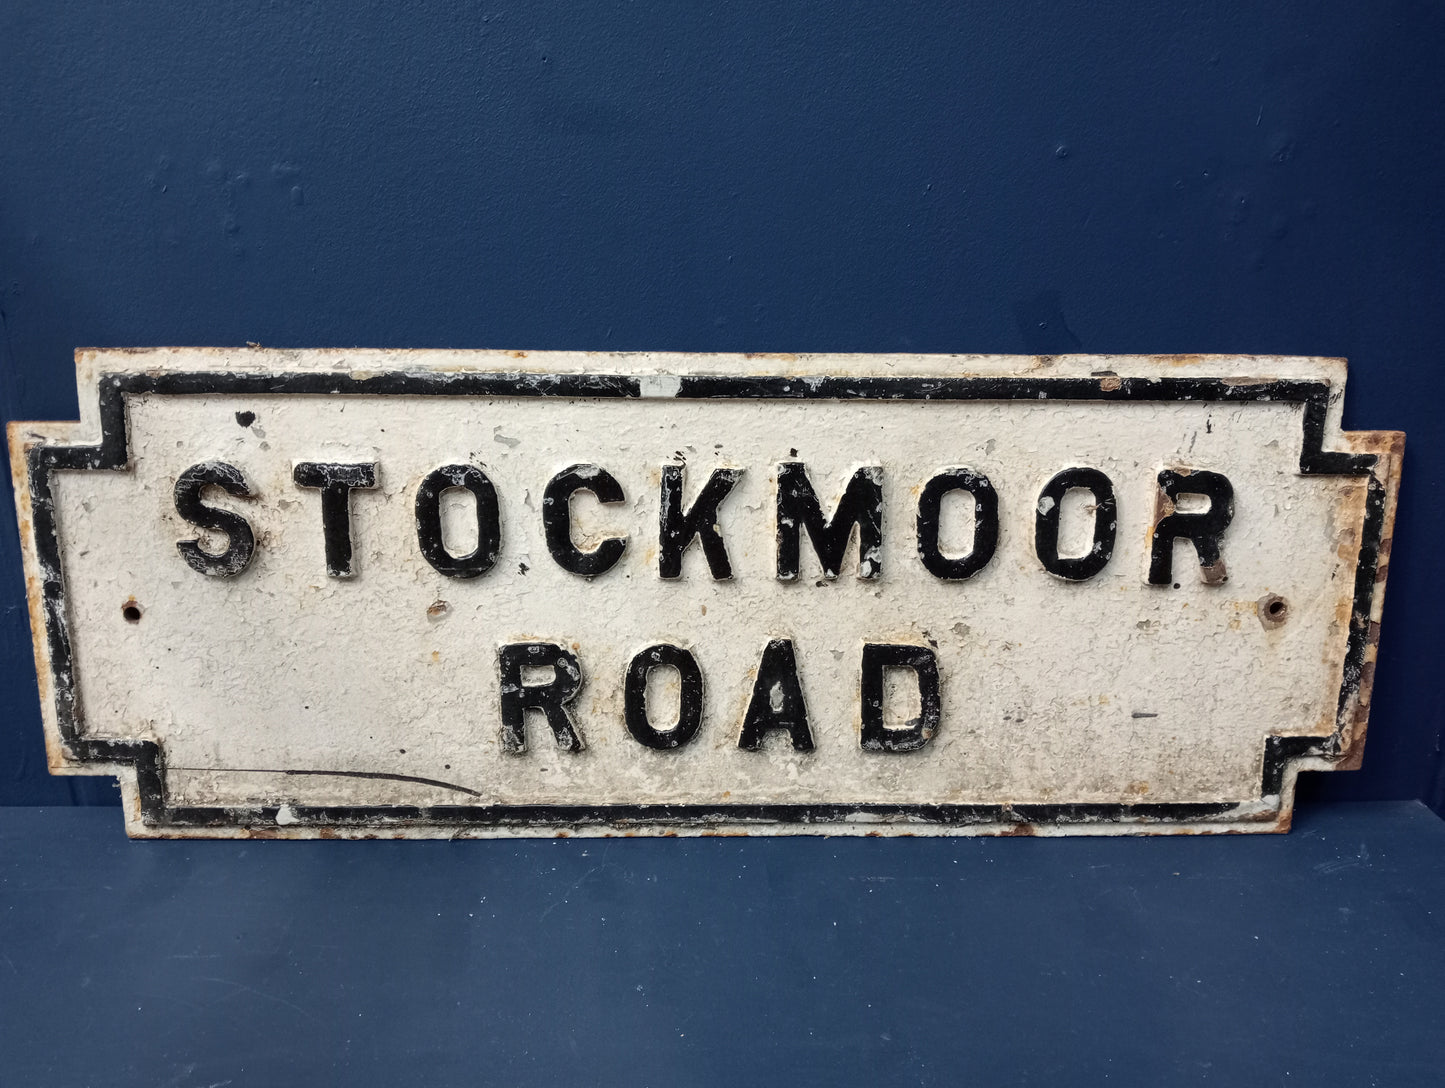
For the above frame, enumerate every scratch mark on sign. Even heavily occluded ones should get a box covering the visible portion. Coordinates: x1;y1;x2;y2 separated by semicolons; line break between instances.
172;766;483;798
282;768;483;797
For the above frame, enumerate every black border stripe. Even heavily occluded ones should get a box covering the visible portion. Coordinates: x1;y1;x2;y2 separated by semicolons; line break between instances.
23;369;1384;833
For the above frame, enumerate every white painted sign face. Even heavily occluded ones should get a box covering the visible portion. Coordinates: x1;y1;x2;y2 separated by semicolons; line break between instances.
9;350;1401;837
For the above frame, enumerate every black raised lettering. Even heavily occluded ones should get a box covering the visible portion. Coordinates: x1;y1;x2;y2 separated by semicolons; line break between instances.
543;464;627;576
1149;469;1234;586
738;639;814;751
497;642;584;753
916;468;999;580
415;464;502;578
293;461;378;578
860;644;942;753
1035;467;1117;581
659;465;744;579
174;461;257;577
624;643;704;750
776;463;883;580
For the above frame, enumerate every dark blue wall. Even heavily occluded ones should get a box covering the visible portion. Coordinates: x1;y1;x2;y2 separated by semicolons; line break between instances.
3;1;1441;808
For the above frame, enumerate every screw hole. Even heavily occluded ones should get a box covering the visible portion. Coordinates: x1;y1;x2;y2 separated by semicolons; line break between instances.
1258;594;1289;629
122;601;143;623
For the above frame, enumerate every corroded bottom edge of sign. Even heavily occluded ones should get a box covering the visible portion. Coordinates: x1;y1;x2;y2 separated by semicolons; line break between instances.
9;349;1402;838
36;744;1337;839
28;734;1345;838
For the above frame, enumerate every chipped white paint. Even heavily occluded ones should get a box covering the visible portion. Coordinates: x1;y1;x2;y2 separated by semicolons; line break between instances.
8;350;1402;837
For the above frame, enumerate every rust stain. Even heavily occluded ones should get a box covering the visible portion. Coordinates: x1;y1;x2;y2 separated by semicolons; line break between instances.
42;726;65;771
1331;588;1355;635
1335;744;1366;772
24;574;47;652
1199;560;1227;586
1147;483;1173;562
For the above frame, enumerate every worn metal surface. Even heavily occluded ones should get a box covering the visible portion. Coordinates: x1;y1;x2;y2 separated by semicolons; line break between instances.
8;349;1402;837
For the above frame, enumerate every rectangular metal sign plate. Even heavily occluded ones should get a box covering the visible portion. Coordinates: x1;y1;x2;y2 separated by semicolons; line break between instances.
10;350;1401;837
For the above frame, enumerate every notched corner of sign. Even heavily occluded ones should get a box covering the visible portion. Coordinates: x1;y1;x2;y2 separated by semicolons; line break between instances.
7;421;43;498
117;771;158;837
1234;806;1292;837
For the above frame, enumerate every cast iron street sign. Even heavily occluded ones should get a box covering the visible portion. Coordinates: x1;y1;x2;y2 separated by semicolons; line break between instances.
9;350;1401;837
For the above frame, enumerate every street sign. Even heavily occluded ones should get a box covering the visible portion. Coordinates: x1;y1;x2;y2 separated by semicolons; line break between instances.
9;349;1402;837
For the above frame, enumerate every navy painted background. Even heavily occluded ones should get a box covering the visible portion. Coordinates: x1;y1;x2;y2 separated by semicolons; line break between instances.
2;2;1440;808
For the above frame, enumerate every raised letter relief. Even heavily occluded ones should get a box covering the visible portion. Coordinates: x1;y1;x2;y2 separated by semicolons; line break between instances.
8;350;1402;837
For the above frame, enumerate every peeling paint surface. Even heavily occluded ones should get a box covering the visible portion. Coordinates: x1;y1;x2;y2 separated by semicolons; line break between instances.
7;349;1401;837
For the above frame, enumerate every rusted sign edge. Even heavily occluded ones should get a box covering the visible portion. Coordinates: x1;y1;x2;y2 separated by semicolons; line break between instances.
7;350;1403;838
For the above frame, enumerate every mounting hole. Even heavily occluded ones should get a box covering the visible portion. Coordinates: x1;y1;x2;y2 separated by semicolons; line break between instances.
121;600;143;623
1258;594;1288;629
